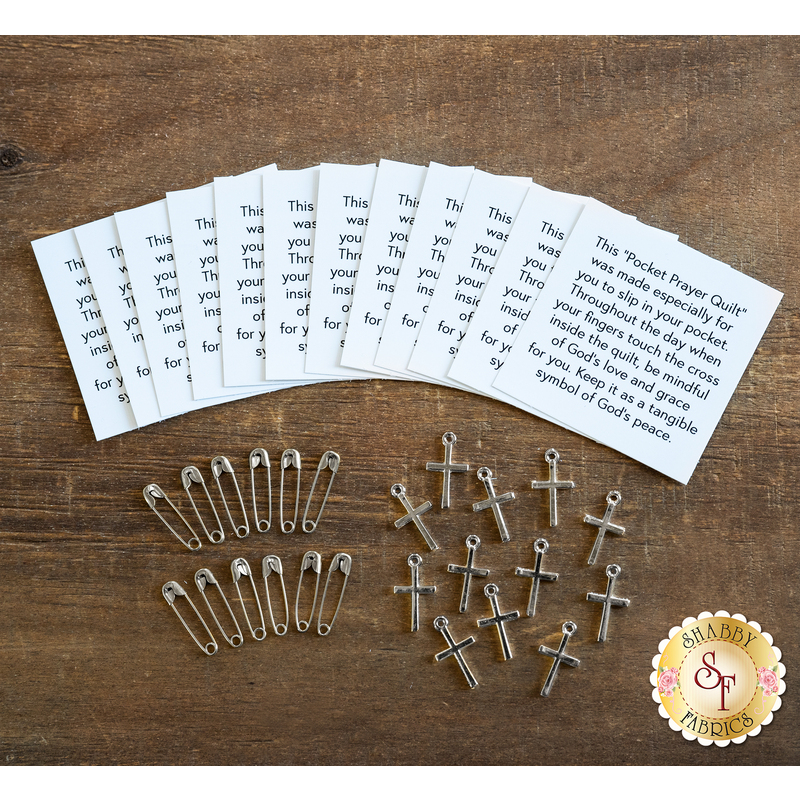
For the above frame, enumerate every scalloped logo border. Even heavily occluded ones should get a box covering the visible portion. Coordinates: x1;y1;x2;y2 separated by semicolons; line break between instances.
650;610;786;747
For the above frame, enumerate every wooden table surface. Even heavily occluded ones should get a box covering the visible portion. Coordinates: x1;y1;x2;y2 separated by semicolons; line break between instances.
0;36;797;766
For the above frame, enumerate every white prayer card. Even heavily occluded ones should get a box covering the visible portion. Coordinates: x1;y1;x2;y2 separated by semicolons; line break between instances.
74;216;164;427
215;164;277;387
166;183;280;401
305;162;380;378
406;170;532;387
262;166;331;381
32;229;138;440
340;159;429;378
115;199;250;418
493;201;783;483
374;161;475;377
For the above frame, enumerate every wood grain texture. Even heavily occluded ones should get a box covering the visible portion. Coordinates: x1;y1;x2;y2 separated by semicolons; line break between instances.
0;35;797;766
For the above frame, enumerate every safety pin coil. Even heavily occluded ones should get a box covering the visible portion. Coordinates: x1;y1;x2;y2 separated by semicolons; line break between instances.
181;466;225;543
249;448;272;533
302;451;340;533
295;550;322;632
280;449;302;533
162;581;217;655
144;484;201;551
194;568;243;647
317;553;352;636
231;557;267;640
262;555;289;636
211;456;250;538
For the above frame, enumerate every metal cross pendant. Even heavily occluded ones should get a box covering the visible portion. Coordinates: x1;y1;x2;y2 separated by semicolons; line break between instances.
472;467;516;543
538;621;580;697
515;537;559;617
394;553;436;632
531;448;575;526
426;431;470;509
434;615;478;689
586;564;630;642
391;483;438;551
584;490;625;565
447;534;490;613
477;584;521;660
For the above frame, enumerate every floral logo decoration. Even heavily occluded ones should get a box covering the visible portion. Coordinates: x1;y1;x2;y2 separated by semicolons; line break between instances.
757;665;780;697
658;666;680;697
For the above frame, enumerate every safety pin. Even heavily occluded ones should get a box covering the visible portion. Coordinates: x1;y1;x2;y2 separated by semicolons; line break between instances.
144;484;201;551
194;568;243;647
230;557;267;640
249;448;272;533
280;449;302;533
302;451;340;533
262;555;289;636
317;553;352;636
295;550;322;632
181;466;225;543
211;456;250;538
162;581;217;655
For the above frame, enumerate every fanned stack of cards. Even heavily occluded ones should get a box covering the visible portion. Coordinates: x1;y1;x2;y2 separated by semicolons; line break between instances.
32;159;782;483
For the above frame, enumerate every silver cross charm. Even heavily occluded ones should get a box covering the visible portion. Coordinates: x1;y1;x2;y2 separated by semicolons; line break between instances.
391;483;438;551
477;584;521;661
434;615;478;689
584;490;625;565
538;621;580;697
394;553;436;632
515;537;559;617
426;431;470;509
447;534;490;613
531;448;575;526
586;564;630;642
472;467;516;543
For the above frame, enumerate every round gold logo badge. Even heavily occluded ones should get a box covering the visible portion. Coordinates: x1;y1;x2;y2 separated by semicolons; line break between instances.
650;611;785;746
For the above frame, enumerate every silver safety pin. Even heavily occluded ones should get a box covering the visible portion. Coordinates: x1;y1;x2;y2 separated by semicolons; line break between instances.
211;456;250;538
144;484;201;551
295;550;322;632
262;555;289;636
249;448;272;533
280;449;302;533
231;557;266;640
162;581;217;655
302;451;340;533
181;466;225;544
317;552;352;636
194;568;243;648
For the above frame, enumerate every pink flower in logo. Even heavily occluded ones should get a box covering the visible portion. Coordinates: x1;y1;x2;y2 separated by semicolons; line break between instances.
659;667;679;696
757;666;779;697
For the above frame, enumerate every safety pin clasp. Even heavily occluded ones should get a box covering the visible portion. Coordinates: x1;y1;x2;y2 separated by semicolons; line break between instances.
317;553;352;636
212;456;250;539
144;484;202;551
295;550;322;632
162;581;217;655
231;557;266;640
302;451;340;533
280;449;302;533
249;448;272;533
181;466;225;543
195;568;243;647
262;555;289;636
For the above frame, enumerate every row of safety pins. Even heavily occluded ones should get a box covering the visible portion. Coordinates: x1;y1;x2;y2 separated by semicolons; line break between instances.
144;449;341;548
162;550;353;654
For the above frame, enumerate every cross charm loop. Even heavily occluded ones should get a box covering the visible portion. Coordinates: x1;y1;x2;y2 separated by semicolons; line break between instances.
472;467;516;543
515;537;559;617
391;483;438;551
477;583;521;660
426;431;470;509
538;621;581;697
434;615;478;689
586;563;630;642
531;448;575;526
447;534;490;613
584;490;625;565
394;553;437;632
